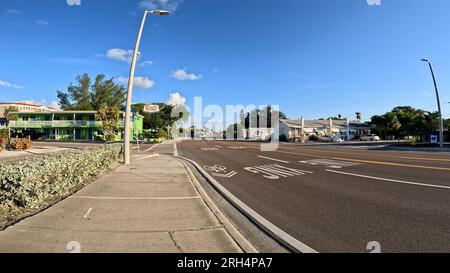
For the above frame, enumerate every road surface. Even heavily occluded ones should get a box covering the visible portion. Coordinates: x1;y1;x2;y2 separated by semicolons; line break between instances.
176;140;450;253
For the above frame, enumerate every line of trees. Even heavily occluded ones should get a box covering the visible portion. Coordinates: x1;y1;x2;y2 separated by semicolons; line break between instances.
56;73;187;140
371;106;449;141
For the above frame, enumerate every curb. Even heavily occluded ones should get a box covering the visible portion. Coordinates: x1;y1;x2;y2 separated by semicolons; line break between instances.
178;158;258;253
176;155;318;253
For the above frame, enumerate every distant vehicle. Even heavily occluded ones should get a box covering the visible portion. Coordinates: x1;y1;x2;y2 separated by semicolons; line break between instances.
331;136;344;142
360;134;381;141
319;136;343;142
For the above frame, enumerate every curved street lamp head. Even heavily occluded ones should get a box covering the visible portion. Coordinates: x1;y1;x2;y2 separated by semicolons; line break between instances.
149;10;171;15
421;58;429;63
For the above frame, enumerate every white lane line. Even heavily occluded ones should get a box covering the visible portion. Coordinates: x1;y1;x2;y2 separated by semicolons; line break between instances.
145;144;159;152
71;196;200;200
174;142;178;156
137;153;159;160
83;207;93;218
258;155;290;164
326;169;450;190
131;146;139;150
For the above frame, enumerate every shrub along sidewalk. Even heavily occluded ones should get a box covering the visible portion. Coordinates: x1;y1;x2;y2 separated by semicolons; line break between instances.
0;144;122;228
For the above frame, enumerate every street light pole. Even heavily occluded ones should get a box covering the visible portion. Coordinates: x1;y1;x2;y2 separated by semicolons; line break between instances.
421;59;444;148
124;10;170;165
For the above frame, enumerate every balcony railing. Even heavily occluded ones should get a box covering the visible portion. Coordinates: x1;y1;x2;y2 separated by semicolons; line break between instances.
8;120;125;127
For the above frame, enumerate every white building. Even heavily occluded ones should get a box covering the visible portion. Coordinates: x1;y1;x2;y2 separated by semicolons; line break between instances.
0;101;57;118
279;118;372;141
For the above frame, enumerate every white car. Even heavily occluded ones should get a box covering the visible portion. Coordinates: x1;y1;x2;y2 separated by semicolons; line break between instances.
319;136;343;142
360;134;381;141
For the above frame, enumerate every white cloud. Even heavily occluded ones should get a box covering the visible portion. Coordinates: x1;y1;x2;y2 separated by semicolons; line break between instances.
171;68;202;81
0;78;22;89
167;92;186;106
115;76;156;89
106;48;134;63
47;101;62;110
66;0;81;6
138;0;184;12
140;60;153;67
6;9;20;15
35;19;49;25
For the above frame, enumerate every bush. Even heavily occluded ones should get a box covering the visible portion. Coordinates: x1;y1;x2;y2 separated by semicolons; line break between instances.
7;138;32;150
0;129;8;151
0;144;122;212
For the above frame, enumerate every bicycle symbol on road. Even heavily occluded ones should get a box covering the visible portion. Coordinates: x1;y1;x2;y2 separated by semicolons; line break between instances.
204;164;237;178
204;165;227;173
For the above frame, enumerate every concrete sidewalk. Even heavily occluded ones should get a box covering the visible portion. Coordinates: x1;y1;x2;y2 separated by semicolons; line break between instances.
0;152;245;253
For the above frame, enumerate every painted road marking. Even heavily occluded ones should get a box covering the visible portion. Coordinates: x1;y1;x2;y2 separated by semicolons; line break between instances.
83;207;93;218
299;159;360;169
131;146;139;150
71;196;200;200
244;164;313;180
276;150;450;171
174;143;178;156
258;155;290;164
137;153;159;160
145;144;159;152
201;147;219;151
212;171;237;178
204;164;237;178
229;146;247;150
326;169;450;190
284;146;450;163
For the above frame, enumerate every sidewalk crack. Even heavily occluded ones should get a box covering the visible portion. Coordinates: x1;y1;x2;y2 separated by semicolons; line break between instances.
169;231;183;253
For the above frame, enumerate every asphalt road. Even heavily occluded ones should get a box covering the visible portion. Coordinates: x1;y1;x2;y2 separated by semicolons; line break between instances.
177;140;450;253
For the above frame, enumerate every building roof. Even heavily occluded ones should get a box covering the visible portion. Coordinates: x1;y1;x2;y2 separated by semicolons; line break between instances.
280;119;372;129
10;111;98;115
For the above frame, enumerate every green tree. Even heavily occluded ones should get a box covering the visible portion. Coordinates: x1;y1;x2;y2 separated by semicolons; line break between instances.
96;107;121;142
3;106;19;121
131;103;189;137
226;123;245;140
57;73;126;110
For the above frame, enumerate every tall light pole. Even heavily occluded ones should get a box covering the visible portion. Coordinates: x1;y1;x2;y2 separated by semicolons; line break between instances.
124;9;170;164
421;59;444;148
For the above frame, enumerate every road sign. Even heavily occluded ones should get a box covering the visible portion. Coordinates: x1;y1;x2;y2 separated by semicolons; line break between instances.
430;135;438;143
143;104;160;113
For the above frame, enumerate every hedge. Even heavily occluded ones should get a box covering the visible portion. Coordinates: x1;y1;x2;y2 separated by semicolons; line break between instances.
0;144;122;212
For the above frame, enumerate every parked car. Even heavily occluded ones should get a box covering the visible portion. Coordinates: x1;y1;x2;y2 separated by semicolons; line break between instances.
360;134;381;141
319;136;343;142
331;136;344;142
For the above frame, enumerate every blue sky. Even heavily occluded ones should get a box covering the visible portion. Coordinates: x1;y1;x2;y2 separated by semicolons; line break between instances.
0;0;449;122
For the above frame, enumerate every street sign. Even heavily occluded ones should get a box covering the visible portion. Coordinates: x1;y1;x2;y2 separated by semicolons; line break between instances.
430;135;438;143
143;104;160;113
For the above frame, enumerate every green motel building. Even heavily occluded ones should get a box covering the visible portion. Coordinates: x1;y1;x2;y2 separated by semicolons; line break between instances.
8;111;144;141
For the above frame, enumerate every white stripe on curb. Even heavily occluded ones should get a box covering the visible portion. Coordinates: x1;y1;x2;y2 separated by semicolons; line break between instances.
176;155;318;253
174;142;178;157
